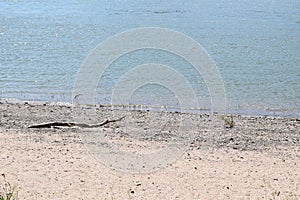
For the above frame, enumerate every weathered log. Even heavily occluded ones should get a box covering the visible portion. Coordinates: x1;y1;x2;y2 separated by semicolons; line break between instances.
28;116;125;128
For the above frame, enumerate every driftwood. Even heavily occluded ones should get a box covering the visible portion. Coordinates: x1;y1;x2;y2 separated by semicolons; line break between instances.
28;116;125;129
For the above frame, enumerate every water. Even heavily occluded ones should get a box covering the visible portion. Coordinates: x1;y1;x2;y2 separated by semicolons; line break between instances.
0;0;299;117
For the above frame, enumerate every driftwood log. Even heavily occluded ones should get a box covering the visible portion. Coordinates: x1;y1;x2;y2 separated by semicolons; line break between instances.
28;116;125;128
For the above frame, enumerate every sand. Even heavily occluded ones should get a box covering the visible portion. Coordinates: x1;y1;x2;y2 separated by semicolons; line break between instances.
0;101;299;199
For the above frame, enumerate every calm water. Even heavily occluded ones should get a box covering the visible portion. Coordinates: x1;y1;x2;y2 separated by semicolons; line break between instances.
0;0;299;117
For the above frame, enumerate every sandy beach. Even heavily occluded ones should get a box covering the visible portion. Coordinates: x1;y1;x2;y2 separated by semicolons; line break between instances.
0;101;299;199
1;0;299;199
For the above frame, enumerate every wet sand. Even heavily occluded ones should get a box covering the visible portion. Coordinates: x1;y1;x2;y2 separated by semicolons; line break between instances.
0;101;299;199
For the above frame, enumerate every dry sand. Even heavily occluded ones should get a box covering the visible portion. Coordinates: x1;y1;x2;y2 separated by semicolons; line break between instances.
0;101;299;199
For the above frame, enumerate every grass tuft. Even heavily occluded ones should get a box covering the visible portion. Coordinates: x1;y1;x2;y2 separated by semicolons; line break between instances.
0;174;18;200
223;115;234;128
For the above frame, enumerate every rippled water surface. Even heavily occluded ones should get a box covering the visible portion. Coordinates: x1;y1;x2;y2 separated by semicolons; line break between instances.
0;0;299;117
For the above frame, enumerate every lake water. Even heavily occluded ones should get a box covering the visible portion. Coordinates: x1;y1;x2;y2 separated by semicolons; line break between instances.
0;0;299;117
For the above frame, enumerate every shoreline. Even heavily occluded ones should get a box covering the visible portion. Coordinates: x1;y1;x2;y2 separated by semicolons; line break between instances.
1;100;300;151
1;97;300;119
1;101;299;199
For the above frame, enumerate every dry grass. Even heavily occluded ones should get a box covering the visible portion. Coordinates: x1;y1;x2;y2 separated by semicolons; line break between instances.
223;115;235;128
0;174;18;200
